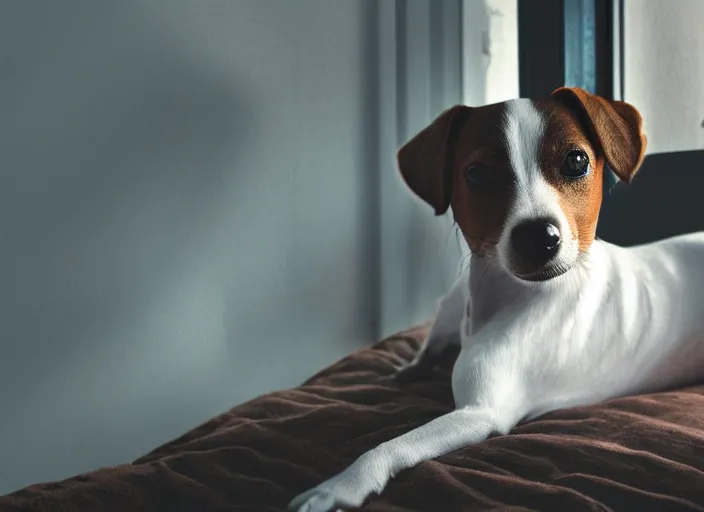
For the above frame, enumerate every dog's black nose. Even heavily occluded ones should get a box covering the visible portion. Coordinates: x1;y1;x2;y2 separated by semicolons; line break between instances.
510;220;561;267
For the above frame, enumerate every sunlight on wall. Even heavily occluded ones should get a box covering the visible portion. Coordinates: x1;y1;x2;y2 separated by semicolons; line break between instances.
624;0;704;154
462;0;518;107
484;0;519;105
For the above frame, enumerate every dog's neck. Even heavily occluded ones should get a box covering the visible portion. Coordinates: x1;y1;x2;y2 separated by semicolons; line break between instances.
465;243;600;332
467;245;595;290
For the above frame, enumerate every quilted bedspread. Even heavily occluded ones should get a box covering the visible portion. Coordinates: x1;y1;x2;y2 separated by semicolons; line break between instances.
2;324;704;511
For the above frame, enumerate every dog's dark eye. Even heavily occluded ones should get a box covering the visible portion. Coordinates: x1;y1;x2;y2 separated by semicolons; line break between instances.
561;149;590;179
464;164;493;188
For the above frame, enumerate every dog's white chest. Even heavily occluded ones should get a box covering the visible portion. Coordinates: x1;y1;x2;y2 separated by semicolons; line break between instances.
453;235;704;419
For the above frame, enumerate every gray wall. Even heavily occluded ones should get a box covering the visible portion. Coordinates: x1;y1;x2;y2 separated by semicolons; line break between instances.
0;0;469;494
623;0;704;153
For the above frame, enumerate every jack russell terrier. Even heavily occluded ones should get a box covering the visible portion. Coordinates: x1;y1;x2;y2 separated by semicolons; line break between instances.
288;87;704;512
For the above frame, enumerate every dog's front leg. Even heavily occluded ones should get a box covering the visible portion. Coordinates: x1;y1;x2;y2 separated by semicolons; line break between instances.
287;406;514;512
395;273;467;381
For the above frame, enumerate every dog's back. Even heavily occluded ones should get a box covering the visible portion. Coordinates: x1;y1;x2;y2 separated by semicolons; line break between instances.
594;233;704;394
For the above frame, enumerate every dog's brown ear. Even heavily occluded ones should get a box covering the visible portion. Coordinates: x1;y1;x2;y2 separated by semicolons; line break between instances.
397;105;472;215
551;87;647;183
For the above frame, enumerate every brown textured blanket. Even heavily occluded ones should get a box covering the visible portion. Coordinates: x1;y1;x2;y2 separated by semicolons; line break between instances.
3;324;704;512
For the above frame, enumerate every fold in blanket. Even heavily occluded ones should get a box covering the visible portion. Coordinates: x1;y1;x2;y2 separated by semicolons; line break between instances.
2;324;704;511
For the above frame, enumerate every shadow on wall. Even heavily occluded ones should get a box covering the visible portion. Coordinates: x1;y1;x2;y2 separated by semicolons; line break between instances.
0;0;254;492
0;0;380;493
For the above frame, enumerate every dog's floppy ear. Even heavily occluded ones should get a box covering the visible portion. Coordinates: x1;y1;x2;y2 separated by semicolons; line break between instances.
551;87;647;183
397;105;472;215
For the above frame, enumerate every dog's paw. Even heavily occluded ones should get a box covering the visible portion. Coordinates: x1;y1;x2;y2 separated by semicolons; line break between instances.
288;458;385;512
287;482;366;512
287;487;351;512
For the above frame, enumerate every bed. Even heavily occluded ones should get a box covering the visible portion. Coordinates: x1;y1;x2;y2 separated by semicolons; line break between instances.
1;322;704;511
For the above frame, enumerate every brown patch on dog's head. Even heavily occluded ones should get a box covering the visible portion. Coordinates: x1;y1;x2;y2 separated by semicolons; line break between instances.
532;100;604;252
397;103;516;255
551;87;647;183
397;88;647;260
538;87;648;251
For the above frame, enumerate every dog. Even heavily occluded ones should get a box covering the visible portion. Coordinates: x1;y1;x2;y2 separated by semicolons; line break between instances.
288;87;704;512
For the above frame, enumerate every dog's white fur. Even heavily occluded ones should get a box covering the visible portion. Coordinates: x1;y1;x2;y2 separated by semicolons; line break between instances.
289;99;704;512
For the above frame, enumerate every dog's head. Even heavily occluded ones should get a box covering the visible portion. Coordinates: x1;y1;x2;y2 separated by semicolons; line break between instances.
397;87;647;282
